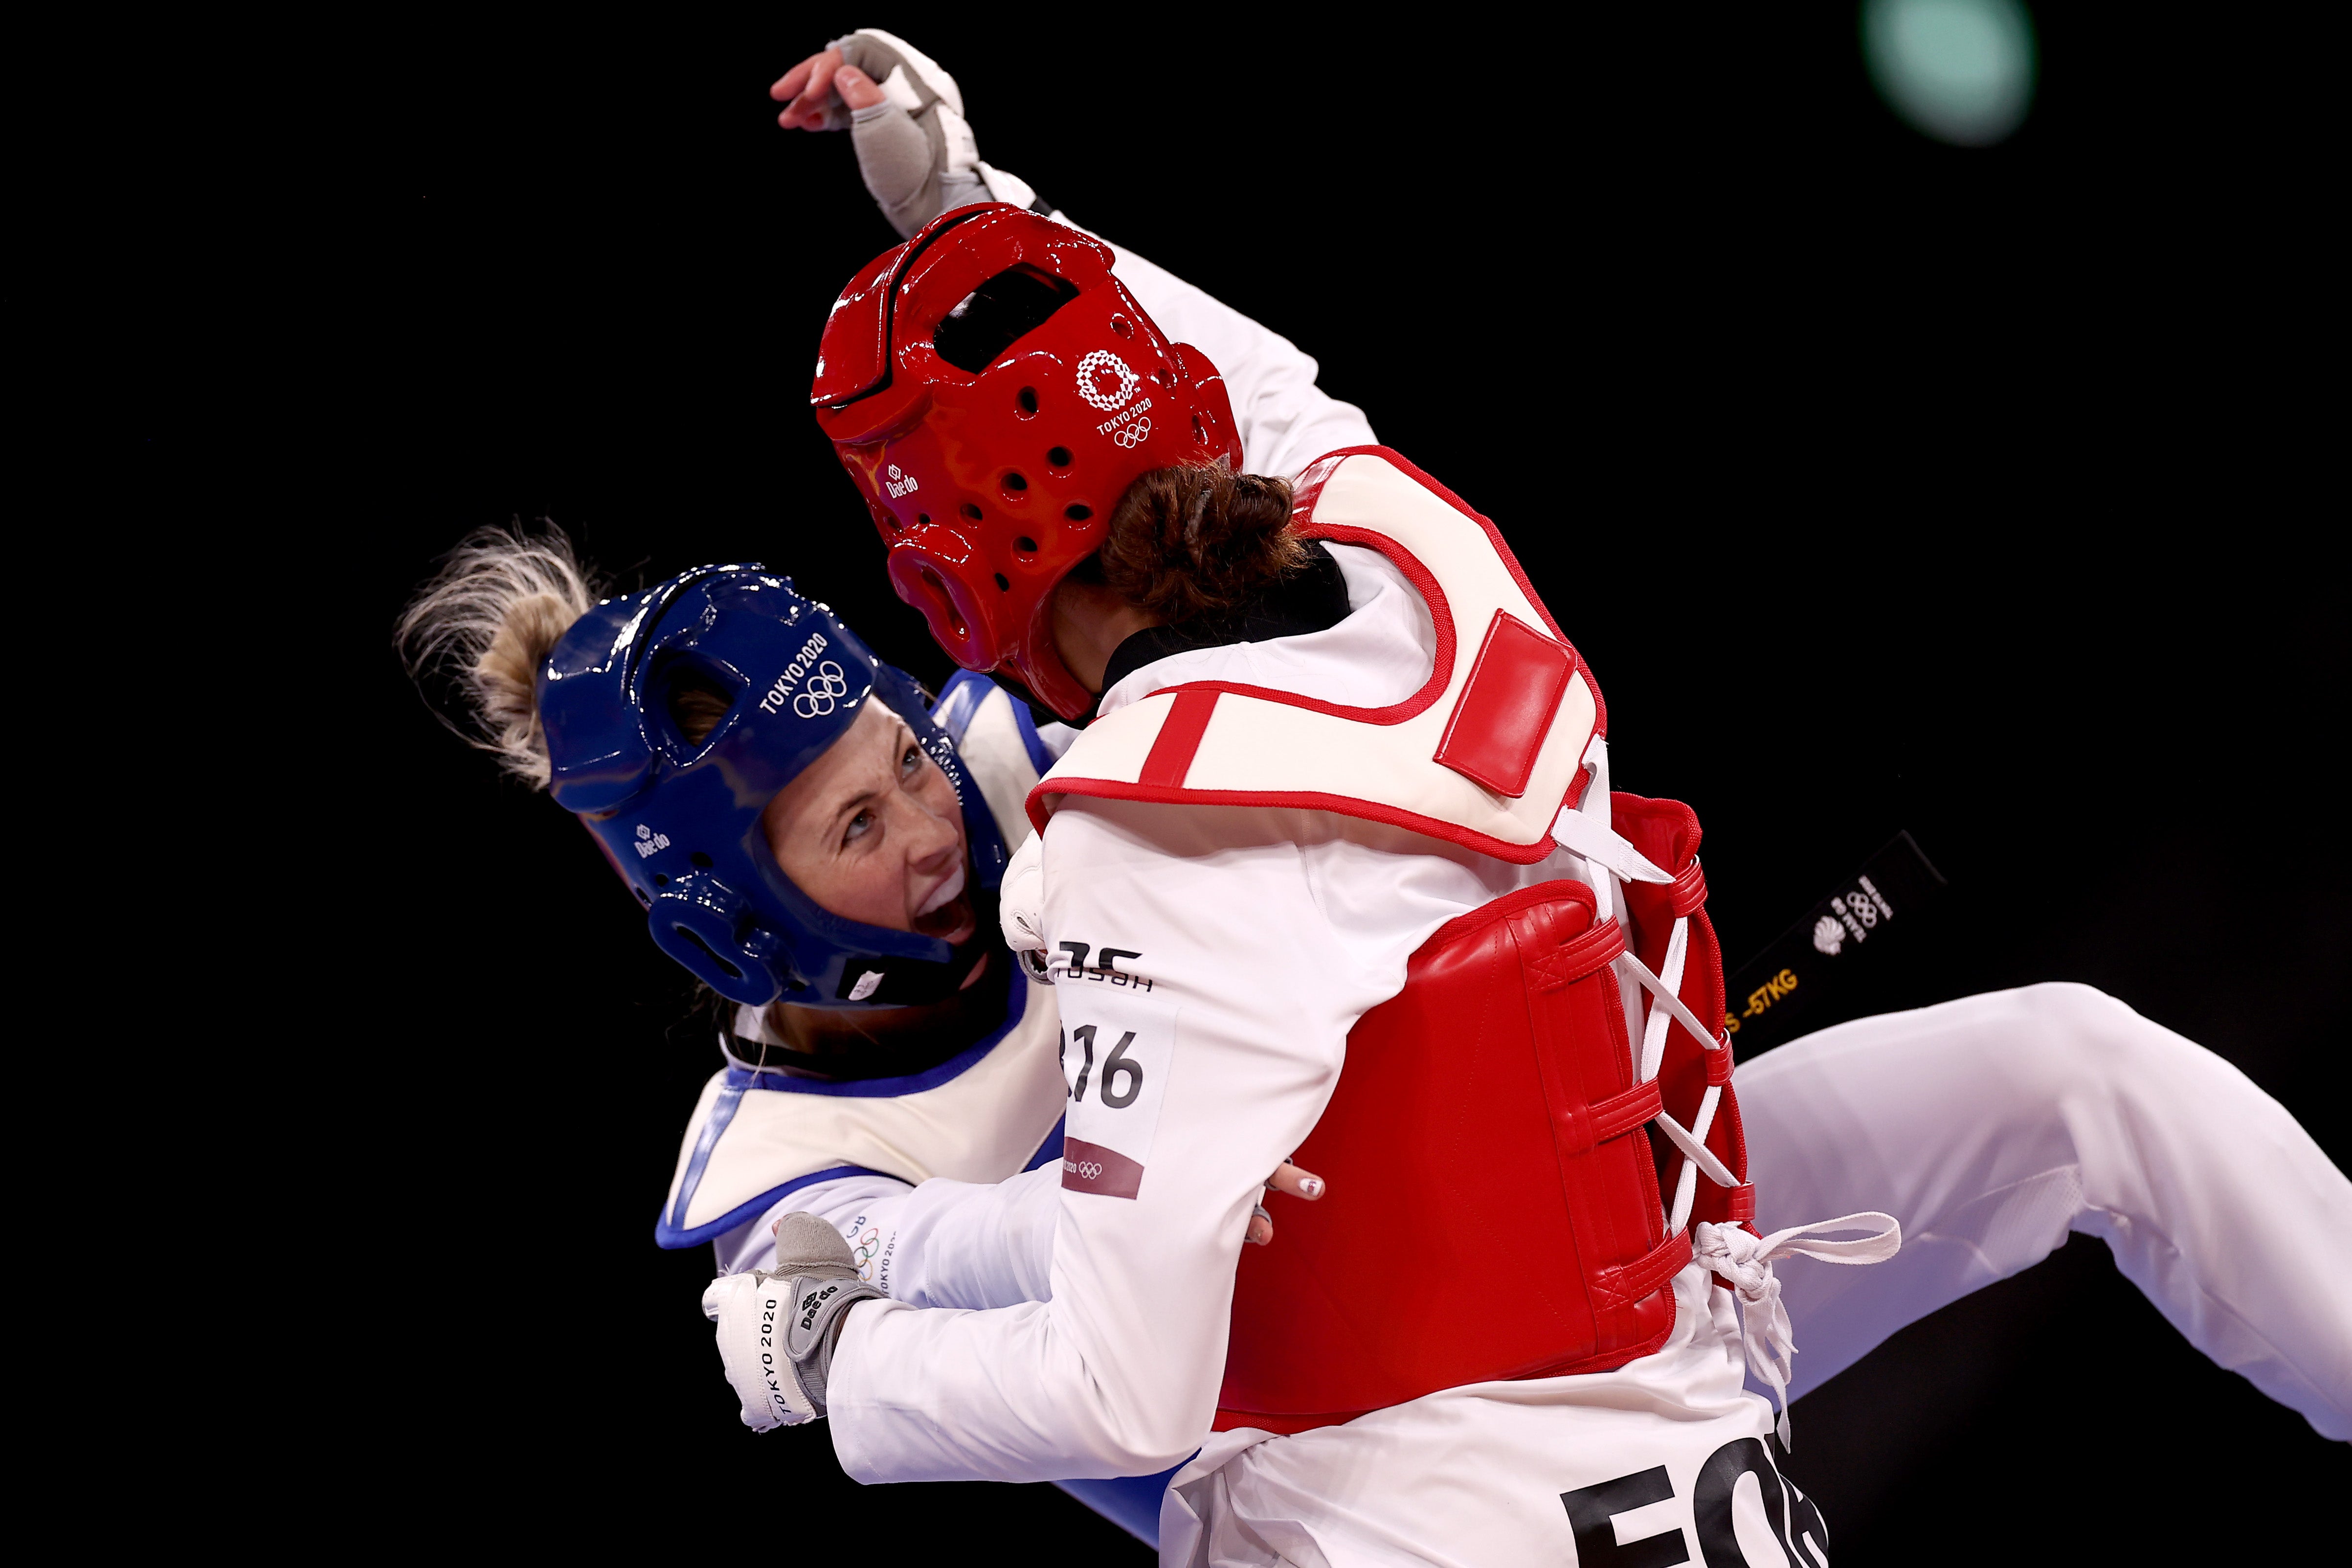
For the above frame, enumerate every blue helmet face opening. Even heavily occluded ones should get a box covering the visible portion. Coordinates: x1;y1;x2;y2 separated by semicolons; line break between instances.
538;565;1008;1009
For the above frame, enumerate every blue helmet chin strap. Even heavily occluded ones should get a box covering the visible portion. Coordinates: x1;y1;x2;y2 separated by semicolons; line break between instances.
538;564;1008;1009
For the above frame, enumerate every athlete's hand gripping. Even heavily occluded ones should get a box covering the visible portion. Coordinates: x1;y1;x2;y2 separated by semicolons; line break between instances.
702;1212;885;1431
770;30;1040;239
1250;1158;1326;1246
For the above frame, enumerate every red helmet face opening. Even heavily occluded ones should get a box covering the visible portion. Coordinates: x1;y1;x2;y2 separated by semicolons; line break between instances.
813;205;1244;720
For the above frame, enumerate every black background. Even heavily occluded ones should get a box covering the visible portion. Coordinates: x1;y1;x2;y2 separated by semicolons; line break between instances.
134;7;2343;1559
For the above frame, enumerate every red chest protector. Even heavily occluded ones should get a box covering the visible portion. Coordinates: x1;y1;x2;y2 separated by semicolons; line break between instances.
1027;448;1752;1435
1217;793;1744;1433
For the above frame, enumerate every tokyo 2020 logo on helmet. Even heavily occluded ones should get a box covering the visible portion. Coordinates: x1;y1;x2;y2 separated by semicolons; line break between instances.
791;661;850;718
810;204;1246;720
1074;350;1140;412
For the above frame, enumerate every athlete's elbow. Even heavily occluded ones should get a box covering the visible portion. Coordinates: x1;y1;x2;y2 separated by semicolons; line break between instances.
1069;1365;1219;1474
1091;1414;1210;1476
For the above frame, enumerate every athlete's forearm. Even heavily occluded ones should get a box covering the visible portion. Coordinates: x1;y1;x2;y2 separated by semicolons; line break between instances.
887;1163;1062;1309
720;1165;1058;1310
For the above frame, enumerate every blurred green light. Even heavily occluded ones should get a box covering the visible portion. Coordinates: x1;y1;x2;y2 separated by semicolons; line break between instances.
1863;0;2038;147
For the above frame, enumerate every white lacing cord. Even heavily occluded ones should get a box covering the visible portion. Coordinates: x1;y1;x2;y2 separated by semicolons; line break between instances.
1613;945;1735;1232
1636;918;1688;1084
1556;772;1902;1448
1613;942;1717;1050
1650;1096;1739;1188
1622;942;1904;1444
1693;1212;1903;1445
1554;781;1736;1232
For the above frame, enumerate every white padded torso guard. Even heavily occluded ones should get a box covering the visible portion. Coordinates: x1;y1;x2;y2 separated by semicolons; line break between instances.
660;983;1066;1236
1028;448;1602;863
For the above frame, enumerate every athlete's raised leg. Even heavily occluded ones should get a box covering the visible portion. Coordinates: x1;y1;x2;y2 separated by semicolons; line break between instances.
1739;982;2350;1437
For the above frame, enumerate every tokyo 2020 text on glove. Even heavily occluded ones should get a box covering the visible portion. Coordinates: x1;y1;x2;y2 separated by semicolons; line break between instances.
704;1212;887;1431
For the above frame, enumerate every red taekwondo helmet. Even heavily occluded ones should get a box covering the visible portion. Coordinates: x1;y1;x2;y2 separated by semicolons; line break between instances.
811;203;1243;721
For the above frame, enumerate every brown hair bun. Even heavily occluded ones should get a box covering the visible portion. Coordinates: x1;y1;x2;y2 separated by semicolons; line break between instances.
1097;465;1306;623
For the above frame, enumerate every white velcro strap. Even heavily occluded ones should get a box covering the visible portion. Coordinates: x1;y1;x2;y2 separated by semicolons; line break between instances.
1550;806;1675;885
702;1271;813;1432
1652;1109;1740;1189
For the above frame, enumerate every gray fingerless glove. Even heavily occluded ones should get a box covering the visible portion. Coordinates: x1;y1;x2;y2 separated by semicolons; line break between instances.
829;28;1032;237
758;1210;885;1415
705;1211;885;1428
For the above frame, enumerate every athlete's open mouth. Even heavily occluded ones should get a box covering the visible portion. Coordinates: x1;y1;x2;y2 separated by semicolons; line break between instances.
913;861;975;943
917;862;965;918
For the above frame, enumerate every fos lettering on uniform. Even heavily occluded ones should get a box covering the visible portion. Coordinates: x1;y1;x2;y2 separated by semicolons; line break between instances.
1059;990;1179;1200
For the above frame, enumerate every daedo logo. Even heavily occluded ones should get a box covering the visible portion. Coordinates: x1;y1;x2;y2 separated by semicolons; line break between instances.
884;462;918;500
632;823;672;859
799;1281;839;1332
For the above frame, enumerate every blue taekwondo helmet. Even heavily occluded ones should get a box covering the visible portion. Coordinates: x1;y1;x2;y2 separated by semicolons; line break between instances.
538;563;1008;1009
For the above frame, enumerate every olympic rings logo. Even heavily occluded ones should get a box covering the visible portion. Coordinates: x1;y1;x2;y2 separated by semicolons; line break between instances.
1112;416;1153;448
1076;350;1139;412
850;1224;883;1279
1070;1160;1105;1180
792;661;850;717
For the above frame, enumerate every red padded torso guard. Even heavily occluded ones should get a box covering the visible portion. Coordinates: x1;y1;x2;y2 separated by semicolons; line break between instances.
1213;794;1745;1435
1017;447;1754;1433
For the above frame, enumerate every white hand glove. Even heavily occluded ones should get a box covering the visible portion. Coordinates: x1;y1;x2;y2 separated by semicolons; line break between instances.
999;829;1052;983
702;1212;885;1432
